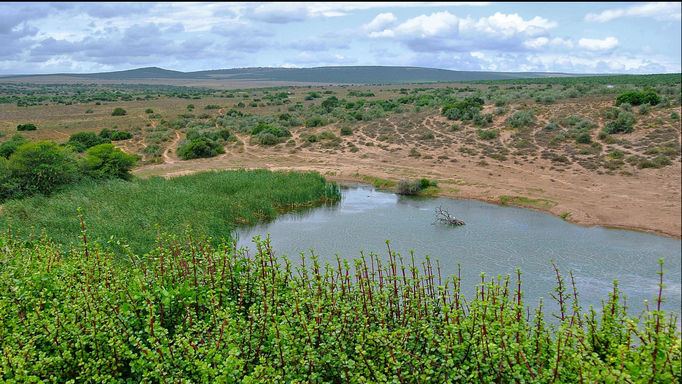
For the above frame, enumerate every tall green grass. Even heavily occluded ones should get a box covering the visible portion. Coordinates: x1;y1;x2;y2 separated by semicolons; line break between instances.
0;169;340;256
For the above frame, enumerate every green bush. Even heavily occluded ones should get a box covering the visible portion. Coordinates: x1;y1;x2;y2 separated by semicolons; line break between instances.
85;108;94;113
477;129;499;140
639;103;650;115
506;110;535;128
615;91;661;106
111;107;126;116
602;112;636;134
396;178;437;195
307;134;318;143
142;144;162;157
318;131;336;140
204;104;221;110
575;133;592;144
6;141;78;197
258;132;279;146
110;131;133;141
80;143;138;180
340;126;353;136
67;131;111;152
16;123;37;131
145;108;154;114
177;137;225;160
0;134;29;159
306;116;328;128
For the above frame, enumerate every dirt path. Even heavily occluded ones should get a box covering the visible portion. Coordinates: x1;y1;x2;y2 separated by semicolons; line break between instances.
162;131;181;164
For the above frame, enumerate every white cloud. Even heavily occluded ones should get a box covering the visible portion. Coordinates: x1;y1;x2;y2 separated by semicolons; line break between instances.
578;37;619;51
306;2;490;17
362;13;398;32
585;2;681;22
366;11;559;53
463;12;557;37
550;37;573;49
523;37;549;50
394;11;460;37
244;4;309;24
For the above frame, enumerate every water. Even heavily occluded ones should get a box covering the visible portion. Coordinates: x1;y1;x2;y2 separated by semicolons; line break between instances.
237;183;681;317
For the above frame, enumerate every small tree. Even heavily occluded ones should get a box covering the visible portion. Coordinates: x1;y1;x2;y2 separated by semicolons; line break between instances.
80;144;138;180
8;141;78;196
111;107;127;116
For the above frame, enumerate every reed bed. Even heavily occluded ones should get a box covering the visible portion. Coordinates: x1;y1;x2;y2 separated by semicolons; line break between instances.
0;169;341;257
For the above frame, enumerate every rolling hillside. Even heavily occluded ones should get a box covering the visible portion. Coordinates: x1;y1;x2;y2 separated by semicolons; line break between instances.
1;66;598;85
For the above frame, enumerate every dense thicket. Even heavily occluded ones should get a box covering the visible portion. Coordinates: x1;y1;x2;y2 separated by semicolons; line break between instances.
0;140;138;202
0;232;678;383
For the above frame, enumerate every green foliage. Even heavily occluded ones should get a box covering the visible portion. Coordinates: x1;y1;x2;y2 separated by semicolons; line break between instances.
575;133;592;144
258;132;279;146
639;103;651;115
5;141;78;197
177;137;225;160
321;96;339;112
441;96;484;120
111;107;126;116
477;129;499;140
110;131;133;141
602;111;636;134
396;177;438;195
17;123;37;131
340;126;353;136
0;134;29;159
85;108;94;113
80;144;138;180
506;110;535;128
67;131;111;152
307;134;318;143
672;111;680;121
318;131;336;140
142;144;162;157
251;123;283;137
204;104;221;110
145;108;154;113
616;91;661;106
305;116;328;128
4;230;670;383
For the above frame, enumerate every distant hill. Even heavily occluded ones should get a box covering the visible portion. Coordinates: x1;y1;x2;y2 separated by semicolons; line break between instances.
1;66;600;85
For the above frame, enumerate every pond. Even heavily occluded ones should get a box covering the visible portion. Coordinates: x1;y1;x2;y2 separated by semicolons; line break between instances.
237;183;681;317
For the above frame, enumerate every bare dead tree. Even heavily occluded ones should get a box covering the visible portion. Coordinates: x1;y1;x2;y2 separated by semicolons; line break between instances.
434;205;465;226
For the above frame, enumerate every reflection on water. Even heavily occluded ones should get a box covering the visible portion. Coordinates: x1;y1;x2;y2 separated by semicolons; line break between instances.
238;183;681;316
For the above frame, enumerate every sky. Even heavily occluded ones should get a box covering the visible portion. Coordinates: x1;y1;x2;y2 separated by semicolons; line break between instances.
1;2;680;75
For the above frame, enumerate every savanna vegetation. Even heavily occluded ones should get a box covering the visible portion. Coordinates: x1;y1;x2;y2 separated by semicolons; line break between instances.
0;71;680;381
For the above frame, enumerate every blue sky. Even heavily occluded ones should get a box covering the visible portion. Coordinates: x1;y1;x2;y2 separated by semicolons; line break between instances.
1;2;680;75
